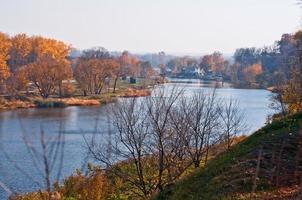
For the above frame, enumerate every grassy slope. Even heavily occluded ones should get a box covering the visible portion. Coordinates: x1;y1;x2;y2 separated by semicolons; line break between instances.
157;113;302;200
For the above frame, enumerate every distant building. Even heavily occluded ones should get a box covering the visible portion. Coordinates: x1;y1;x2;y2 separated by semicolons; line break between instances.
195;68;205;77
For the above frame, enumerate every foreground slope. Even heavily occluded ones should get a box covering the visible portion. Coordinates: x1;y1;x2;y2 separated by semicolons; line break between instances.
157;113;302;200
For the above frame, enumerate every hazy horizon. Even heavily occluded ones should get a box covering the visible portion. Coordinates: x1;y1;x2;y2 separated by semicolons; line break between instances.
0;0;301;55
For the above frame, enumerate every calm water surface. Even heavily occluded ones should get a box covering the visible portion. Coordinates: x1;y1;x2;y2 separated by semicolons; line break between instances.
0;80;273;199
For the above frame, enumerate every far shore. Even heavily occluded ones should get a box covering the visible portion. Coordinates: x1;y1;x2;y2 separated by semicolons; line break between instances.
0;78;272;112
166;77;272;90
0;87;152;112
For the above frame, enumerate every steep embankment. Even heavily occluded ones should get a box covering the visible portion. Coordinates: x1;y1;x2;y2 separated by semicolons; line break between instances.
157;113;302;200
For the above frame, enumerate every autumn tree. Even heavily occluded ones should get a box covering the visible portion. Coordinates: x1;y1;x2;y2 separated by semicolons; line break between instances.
27;55;71;98
30;36;71;62
118;51;139;77
0;32;11;92
8;33;32;72
139;61;155;78
111;61;122;93
277;34;298;80
129;57;140;77
199;52;225;75
111;51;139;93
282;58;302;113
25;36;72;98
211;52;225;74
74;59;95;96
75;58;118;96
234;48;260;68
111;51;130;93
74;47;117;95
6;66;29;97
242;63;263;84
283;31;302;113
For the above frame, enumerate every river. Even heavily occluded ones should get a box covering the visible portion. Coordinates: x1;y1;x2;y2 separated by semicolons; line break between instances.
0;80;273;199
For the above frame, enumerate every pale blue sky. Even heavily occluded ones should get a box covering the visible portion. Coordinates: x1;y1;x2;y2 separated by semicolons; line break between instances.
0;0;301;55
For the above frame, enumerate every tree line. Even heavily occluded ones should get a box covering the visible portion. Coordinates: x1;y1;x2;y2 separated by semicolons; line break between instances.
163;31;302;90
161;30;302;116
0;33;156;99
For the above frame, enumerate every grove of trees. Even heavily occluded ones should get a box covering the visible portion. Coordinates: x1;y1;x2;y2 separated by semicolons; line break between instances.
0;33;156;99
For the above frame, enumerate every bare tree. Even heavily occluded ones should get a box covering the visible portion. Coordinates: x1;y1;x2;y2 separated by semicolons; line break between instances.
85;98;155;198
86;87;190;196
179;89;220;168
218;98;247;151
110;98;153;197
145;87;186;192
85;86;247;197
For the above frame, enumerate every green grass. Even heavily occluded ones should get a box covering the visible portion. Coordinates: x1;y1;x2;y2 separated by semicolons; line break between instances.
156;113;302;200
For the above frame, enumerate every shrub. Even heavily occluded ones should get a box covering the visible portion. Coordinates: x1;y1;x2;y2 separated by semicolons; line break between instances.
34;99;66;108
55;167;111;200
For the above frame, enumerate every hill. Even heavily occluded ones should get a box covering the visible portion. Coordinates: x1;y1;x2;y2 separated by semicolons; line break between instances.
157;113;302;200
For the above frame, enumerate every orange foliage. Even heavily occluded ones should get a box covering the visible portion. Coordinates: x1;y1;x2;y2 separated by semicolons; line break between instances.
0;32;11;84
27;55;72;98
118;51;140;77
31;36;71;61
9;33;32;72
242;63;262;83
200;52;225;73
74;58;119;95
56;168;110;200
6;66;29;96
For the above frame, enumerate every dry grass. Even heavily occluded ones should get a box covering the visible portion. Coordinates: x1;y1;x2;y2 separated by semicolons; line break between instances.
60;98;100;106
119;88;151;98
0;83;152;111
0;98;35;110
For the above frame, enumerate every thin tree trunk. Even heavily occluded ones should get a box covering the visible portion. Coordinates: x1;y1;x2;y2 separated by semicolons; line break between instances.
58;81;62;98
157;139;165;192
113;77;118;93
251;147;262;198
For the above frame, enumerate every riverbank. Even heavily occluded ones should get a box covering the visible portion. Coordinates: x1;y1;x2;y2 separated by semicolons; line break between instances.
165;77;269;90
157;113;302;200
0;87;152;111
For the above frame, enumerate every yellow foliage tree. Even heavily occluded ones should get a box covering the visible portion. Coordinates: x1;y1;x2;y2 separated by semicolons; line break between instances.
8;33;32;72
0;32;11;87
74;58;118;95
31;36;70;61
26;36;72;98
27;55;71;98
6;66;29;97
242;63;262;83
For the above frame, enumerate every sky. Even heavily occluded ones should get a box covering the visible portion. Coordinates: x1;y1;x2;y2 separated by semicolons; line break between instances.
0;0;301;55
